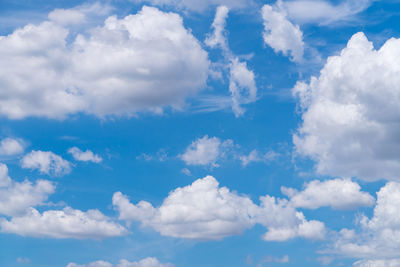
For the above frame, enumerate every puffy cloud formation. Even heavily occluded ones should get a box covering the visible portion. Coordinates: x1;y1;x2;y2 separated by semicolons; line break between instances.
0;138;25;156
0;163;55;216
262;3;304;62
0;207;127;239
132;0;251;12
113;175;325;241
67;257;173;267
282;178;375;210
331;182;400;260
21;150;71;176
205;6;257;116
68;147;102;163
180;135;232;167
0;6;209;119
293;32;400;181
281;0;373;25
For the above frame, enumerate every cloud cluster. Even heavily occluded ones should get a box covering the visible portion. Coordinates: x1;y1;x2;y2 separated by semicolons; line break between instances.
331;182;400;260
21;150;71;176
262;3;304;62
68;147;102;163
132;0;252;12
293;32;400;181
113;175;326;241
67;257;173;267
0;163;55;216
0;162;126;239
0;6;209;119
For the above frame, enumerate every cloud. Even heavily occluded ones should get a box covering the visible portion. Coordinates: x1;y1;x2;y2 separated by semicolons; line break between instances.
261;3;304;62
21;150;71;176
0;138;25;156
281;0;373;25
0;163;55;216
329;182;400;260
0;6;209;119
282;178;375;210
293;32;400;181
67;257;174;267
68;147;102;163
48;9;86;25
113;175;325;241
205;6;257;116
131;0;253;12
353;258;400;267
239;149;280;166
0;207;127;239
180;135;232;167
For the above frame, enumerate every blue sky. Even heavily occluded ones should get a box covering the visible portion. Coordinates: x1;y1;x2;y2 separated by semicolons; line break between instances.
0;0;400;266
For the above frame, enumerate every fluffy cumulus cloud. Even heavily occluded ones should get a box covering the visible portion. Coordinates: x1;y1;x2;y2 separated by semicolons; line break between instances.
180;136;232;167
330;182;400;261
113;175;325;241
353;259;400;267
262;3;304;62
0;6;209;119
205;6;257;116
281;0;373;25
0;207;127;239
282;178;375;210
293;32;400;181
21;150;71;176
67;257;173;267
0;163;55;216
68;147;102;163
0;138;25;156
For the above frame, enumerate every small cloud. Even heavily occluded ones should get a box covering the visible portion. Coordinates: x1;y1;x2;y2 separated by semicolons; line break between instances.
16;257;30;264
68;147;102;163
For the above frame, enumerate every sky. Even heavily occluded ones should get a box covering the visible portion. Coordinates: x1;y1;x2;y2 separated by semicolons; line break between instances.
0;0;400;266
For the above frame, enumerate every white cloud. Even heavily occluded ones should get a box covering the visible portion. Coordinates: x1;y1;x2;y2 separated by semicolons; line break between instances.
262;3;304;62
132;0;252;12
293;32;400;181
240;149;280;166
21;150;71;176
67;257;173;267
330;182;400;260
68;147;102;163
205;6;257;116
180;136;232;167
281;0;373;25
353;259;400;267
0;6;209;119
48;9;86;25
0;163;55;216
282;178;375;210
0;207;127;239
113;175;325;241
0;138;25;156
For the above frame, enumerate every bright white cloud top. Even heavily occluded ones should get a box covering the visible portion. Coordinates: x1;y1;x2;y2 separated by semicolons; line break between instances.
294;32;400;181
282;178;375;210
0;6;209;119
21;150;71;176
262;3;304;62
113;175;326;241
68;147;102;163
